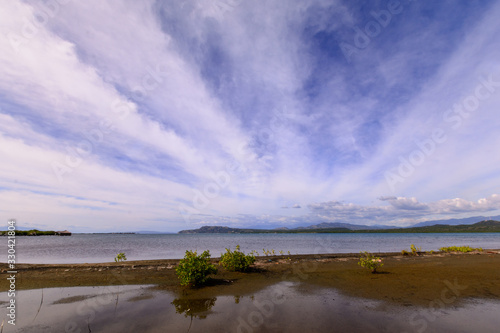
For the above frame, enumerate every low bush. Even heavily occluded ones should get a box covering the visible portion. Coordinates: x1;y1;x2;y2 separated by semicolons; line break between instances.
401;244;421;256
176;250;218;286
410;244;421;255
358;251;383;273
114;252;127;262
439;246;483;253
219;245;255;272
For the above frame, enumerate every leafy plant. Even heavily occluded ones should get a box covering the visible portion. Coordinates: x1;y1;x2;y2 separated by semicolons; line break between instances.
439;246;483;253
219;245;255;272
176;250;218;286
410;244;421;255
114;252;127;262
358;251;384;273
401;244;421;256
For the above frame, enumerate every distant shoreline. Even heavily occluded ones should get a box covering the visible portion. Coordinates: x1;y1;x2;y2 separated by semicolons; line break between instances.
179;220;500;234
4;220;499;235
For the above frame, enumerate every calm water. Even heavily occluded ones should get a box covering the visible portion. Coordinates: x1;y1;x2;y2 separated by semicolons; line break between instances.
2;233;499;264
2;283;500;332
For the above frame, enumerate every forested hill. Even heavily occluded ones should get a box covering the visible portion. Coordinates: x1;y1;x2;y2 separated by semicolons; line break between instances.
178;220;500;234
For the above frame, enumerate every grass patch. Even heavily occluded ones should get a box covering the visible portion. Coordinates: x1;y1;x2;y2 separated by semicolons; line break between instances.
401;244;422;256
439;246;483;253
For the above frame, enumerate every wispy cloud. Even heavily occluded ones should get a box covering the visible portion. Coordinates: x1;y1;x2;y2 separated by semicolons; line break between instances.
1;0;500;231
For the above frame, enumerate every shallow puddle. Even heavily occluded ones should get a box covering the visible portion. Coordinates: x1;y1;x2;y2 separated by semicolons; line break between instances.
1;282;499;332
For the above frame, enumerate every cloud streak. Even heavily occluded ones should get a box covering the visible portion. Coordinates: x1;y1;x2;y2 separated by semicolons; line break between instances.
1;0;500;231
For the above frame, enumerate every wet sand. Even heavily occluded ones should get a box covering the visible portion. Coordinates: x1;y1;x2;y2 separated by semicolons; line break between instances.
1;250;500;306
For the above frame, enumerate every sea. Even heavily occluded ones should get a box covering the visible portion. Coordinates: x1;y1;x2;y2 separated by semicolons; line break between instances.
2;232;500;264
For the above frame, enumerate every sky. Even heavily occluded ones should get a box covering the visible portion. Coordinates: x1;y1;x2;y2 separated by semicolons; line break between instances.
1;0;500;232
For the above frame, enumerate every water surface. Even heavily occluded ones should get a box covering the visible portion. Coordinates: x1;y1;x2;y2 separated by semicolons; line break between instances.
2;283;499;332
2;233;499;263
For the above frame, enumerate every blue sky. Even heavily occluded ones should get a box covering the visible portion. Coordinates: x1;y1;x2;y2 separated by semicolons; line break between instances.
1;0;500;232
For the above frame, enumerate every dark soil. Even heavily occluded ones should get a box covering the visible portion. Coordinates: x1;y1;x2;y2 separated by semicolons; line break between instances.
2;251;499;306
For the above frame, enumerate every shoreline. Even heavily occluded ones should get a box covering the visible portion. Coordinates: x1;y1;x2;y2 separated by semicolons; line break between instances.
2;250;500;307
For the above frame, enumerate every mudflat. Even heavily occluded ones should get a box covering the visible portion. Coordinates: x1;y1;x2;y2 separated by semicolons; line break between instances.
2;251;499;306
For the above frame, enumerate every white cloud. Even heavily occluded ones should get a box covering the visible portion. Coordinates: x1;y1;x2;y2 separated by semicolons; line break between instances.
1;1;500;231
306;194;500;226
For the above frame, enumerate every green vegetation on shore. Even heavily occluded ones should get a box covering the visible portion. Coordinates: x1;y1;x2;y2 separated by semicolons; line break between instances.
439;246;483;253
176;250;218;286
219;245;256;272
178;220;500;234
0;229;57;236
176;246;257;287
358;252;383;273
114;252;127;262
401;244;422;256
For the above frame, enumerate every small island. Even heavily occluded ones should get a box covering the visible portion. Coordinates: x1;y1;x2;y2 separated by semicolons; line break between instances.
0;229;72;236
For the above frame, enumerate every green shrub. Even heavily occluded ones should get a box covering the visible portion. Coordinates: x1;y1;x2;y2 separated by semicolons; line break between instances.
410;244;421;255
219;245;255;272
401;244;421;256
176;250;218;286
114;252;127;262
439;246;483;253
358;251;384;273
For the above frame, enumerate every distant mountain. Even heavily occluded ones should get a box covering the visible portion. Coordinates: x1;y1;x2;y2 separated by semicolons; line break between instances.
375;220;500;233
295;222;398;230
178;225;352;234
178;220;500;234
409;215;500;228
178;223;394;234
179;226;242;234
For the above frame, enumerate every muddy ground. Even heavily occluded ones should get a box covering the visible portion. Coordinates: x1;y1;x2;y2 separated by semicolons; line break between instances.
1;251;499;306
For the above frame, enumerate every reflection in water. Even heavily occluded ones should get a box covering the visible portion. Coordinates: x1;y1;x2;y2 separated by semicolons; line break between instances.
171;298;217;333
172;297;217;319
233;295;252;304
1;283;500;332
